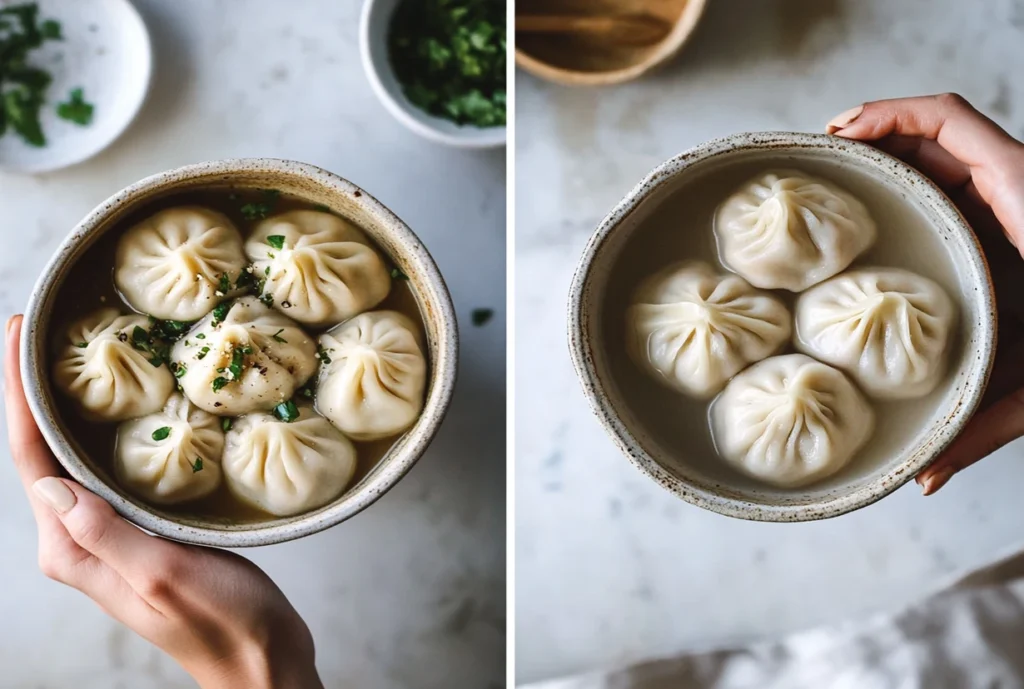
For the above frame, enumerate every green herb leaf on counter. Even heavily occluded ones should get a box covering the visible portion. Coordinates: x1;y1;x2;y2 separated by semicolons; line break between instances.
266;235;285;250
388;0;505;128
391;268;409;280
151;426;171;441
39;18;60;40
471;308;493;327
191;457;204;473
221;417;232;432
273;399;299;423
56;87;93;125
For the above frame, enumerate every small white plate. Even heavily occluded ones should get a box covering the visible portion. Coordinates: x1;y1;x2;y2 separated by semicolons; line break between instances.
0;0;152;174
360;0;506;149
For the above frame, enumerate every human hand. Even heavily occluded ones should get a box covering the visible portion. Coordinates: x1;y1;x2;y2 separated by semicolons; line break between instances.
826;93;1024;496
4;315;324;689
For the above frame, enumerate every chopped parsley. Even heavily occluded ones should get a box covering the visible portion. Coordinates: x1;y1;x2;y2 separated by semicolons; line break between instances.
271;328;287;343
221;417;233;432
171;362;187;378
151;426;171;441
388;0;506;128
228;347;245;380
259;292;274;307
56;87;93;125
217;272;231;294
239;189;281;220
264;266;271;276
212;376;230;392
196;346;210;360
297;383;315;400
391;268;409;280
273;399;300;423
266;235;286;250
75;341;87;348
316;345;332;365
235;267;257;291
130;325;170;367
148;317;192;341
211;300;234;325
191;457;204;473
471;308;493;326
195;333;206;340
1;6;96;145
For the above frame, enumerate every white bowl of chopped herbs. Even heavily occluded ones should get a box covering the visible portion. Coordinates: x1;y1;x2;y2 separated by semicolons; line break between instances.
360;0;505;149
0;0;151;173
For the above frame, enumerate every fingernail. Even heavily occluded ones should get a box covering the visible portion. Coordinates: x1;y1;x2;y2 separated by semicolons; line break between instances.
826;105;864;134
33;477;77;514
921;467;956;496
5;317;15;339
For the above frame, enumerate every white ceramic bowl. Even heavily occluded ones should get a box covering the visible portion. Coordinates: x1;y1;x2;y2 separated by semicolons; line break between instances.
568;132;997;522
0;0;152;174
359;0;506;149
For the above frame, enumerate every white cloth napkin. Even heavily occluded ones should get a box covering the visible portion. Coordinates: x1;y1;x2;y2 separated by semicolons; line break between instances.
523;548;1024;689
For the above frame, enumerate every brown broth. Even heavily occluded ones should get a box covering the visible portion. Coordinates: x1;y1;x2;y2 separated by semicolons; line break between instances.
50;188;427;523
601;157;966;493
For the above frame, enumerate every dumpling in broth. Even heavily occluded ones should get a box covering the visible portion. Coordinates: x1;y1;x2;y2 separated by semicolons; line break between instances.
317;310;427;441
115;206;248;321
222;405;357;516
53;309;175;422
625;262;791;399
114;394;224;505
711;354;874;488
795;268;956;399
245;211;392;326
714;170;876;292
172;297;317;416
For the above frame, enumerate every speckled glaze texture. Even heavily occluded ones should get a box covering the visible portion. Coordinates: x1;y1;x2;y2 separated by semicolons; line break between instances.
22;158;459;547
567;132;996;522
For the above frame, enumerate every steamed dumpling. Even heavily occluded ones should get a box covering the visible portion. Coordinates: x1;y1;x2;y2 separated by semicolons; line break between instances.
115;206;247;321
114;394;224;504
625;262;791;399
53;309;175;421
714;170;876;292
172;297;317;415
317;310;427;441
795;268;956;399
245;211;392;326
711;354;874;488
222;405;357;516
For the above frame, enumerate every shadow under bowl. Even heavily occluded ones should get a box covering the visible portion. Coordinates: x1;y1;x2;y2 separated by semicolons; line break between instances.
22;158;459;547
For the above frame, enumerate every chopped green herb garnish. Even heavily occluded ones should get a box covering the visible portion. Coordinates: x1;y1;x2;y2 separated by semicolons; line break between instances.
151;426;171;441
316;345;332;365
172;362;187;378
56;87;93;125
471;308;494;326
212;376;230;392
217;272;231;294
273;399;300;423
228;347;245;380
221;417;233;432
271;328;287;343
0;3;66;146
391;268;409;280
75;341;88;348
264;266;271;276
148;317;192;341
239;345;253;355
266;235;286;250
298;383;315;400
240;203;270;220
130;325;170;367
212;300;233;325
195;333;206;340
388;0;506;128
191;457;204;473
259;292;274;307
235;267;257;291
196;346;210;360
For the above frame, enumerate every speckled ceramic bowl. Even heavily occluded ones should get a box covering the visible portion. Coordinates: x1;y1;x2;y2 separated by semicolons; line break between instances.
22;158;459;546
568;132;996;522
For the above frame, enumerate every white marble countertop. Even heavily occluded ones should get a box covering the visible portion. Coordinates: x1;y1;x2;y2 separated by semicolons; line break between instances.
0;1;505;687
515;0;1024;683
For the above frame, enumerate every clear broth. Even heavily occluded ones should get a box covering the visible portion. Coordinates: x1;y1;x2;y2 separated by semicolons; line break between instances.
601;156;966;493
50;188;427;522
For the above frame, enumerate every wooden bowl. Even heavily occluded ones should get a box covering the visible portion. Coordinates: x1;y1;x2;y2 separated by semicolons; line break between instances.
515;0;707;86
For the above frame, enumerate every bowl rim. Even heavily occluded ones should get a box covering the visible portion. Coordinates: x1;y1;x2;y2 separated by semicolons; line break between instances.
567;131;997;522
21;157;459;546
358;0;506;149
514;0;708;87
